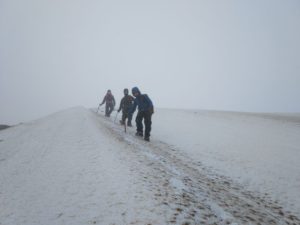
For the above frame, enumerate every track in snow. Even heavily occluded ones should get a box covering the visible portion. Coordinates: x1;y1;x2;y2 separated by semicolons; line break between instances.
93;110;300;225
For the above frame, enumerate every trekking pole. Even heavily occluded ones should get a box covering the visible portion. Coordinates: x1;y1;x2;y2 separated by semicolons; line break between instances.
114;111;119;123
96;104;101;113
124;118;127;133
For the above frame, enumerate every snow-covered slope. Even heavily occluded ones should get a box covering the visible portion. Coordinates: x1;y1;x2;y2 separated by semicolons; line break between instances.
0;107;166;224
0;107;299;225
153;109;300;216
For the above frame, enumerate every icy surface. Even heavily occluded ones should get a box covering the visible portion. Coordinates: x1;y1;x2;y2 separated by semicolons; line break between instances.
153;109;300;215
0;107;299;224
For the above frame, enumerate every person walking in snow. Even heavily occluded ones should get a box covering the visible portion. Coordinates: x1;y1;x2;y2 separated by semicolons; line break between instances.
117;88;134;127
100;90;116;117
130;87;154;141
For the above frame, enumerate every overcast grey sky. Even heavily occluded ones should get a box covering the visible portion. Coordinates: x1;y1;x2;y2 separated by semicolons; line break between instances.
1;0;300;124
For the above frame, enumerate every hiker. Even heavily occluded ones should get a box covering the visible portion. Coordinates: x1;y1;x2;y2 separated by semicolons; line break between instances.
117;88;134;127
100;90;116;117
130;87;154;141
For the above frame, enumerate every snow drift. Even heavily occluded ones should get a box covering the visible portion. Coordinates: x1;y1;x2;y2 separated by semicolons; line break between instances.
0;107;299;225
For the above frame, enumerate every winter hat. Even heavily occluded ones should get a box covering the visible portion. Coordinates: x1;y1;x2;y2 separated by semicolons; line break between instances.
131;87;140;95
124;88;129;95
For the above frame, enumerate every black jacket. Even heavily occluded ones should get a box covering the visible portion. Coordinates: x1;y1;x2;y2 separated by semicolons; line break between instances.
118;95;134;112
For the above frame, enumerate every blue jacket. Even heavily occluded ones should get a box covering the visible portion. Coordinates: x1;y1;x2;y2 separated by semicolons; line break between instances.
131;94;153;113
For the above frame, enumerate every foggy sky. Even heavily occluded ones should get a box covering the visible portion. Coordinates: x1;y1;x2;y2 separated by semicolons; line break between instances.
1;0;300;124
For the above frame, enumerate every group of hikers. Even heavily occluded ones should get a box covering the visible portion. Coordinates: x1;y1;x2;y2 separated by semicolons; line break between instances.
99;87;154;141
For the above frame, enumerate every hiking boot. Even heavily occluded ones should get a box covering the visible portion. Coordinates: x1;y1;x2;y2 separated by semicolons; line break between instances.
127;122;132;127
119;120;124;125
135;132;143;137
144;136;150;142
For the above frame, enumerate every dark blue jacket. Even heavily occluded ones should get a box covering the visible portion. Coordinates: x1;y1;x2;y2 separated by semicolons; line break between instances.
131;94;153;113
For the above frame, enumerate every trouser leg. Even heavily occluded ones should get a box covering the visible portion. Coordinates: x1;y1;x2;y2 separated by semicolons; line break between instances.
127;112;132;125
144;111;152;137
121;112;126;123
135;111;144;133
105;104;109;116
124;111;132;125
108;104;114;116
